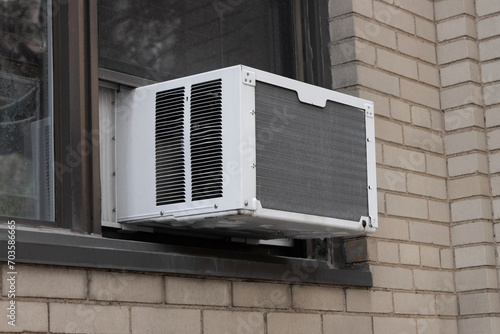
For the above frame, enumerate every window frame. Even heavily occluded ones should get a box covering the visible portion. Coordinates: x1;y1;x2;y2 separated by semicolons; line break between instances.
0;0;372;287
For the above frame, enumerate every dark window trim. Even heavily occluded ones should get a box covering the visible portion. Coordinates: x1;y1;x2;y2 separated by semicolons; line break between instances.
52;0;100;233
0;225;372;286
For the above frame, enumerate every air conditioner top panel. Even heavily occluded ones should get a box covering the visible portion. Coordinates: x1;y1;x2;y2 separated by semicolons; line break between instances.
114;65;377;239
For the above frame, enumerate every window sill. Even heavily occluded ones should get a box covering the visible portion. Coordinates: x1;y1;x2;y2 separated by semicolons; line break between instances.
0;225;372;286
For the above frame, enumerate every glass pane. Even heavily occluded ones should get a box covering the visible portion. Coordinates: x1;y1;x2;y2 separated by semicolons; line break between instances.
0;0;54;221
98;0;296;81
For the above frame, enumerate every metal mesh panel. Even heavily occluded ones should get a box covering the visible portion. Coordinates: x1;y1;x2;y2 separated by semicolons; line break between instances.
155;87;186;205
255;82;368;221
190;79;223;201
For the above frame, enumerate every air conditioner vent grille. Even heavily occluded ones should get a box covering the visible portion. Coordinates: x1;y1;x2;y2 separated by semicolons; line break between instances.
190;79;223;201
155;87;186;205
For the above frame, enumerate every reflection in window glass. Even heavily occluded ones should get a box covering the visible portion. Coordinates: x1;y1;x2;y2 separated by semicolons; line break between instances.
0;0;54;221
98;0;297;81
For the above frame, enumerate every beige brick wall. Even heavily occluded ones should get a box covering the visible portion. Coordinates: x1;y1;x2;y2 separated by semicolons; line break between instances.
2;1;499;333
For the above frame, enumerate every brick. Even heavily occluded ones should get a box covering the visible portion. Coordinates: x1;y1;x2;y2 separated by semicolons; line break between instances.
375;117;403;143
452;221;494;245
390;98;411;122
437;16;477;42
131;307;200;334
332;63;357;89
398;33;436;64
50;303;129;334
476;0;500;16
377;142;383;164
358;66;400;96
393;292;435;315
89;271;163;303
331;39;376;65
411;106;431;128
233;282;291;309
373;317;416;334
420;246;440;268
378;191;385;213
492;176;500;196
373;1;415;34
440;248;454;269
413;269;454;292
410;221;450;246
371;265;413;289
387;194;428;219
0;301;47;332
455;268;499;292
400;243;420;265
383;145;426;172
455;245;496;268
377;167;406;192
377;48;417;79
354;17;397;49
459;292;500;315
428;200;450;223
478;15;500;39
204;310;264;334
444;107;485;131
267;313;321;334
496;223;500;242
485;106;500;128
448;153;489;177
407;174;446;199
400;79;440;109
0;265;86;299
488;128;500;150
323;315;373;334
437;39;478;65
345;238;378;263
396;0;434;20
490;152;500;173
418;62;440;87
373;217;409;240
436;294;459;316
292;285;344;311
482;60;500;84
376;241;399;264
346;289;393;313
330;0;373;18
480;38;500;61
494;199;500;219
484;83;500;106
448;175;491;200
416;17;436;42
331;16;355;41
444;130;487;155
359;90;391;117
434;0;476;20
417;319;458;334
459;317;500;334
426;154;447;177
440;84;483;110
451;198;492;222
165;277;230;306
440;61;480;87
430;109;444;131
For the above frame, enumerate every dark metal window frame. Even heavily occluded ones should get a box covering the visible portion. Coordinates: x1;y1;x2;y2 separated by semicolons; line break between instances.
0;0;372;287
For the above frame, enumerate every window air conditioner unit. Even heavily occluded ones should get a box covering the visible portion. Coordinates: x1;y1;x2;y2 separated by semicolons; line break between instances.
115;65;377;239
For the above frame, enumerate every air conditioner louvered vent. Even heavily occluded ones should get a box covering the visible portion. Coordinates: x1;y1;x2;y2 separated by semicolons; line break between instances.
155;87;186;205
190;79;223;201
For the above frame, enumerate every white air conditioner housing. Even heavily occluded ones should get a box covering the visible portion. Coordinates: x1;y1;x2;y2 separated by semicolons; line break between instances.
115;65;377;239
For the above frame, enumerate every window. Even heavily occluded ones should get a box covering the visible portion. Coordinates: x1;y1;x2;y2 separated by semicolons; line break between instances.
0;0;54;221
0;0;372;286
98;0;331;87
